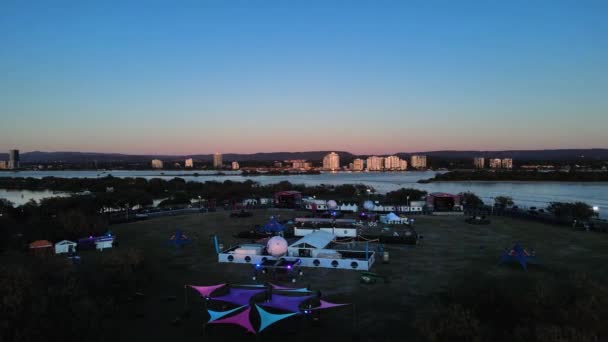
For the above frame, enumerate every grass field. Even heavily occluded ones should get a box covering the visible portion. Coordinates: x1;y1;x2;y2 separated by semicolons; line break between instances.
103;210;608;342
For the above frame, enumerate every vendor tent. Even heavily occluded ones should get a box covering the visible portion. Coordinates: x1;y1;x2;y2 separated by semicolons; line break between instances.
383;212;401;222
54;240;77;254
29;240;53;256
95;235;114;251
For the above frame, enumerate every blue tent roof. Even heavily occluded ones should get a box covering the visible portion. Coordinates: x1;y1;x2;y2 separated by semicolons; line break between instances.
259;217;286;233
167;230;192;246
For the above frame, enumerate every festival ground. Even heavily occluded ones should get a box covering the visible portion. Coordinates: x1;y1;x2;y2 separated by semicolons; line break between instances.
97;210;608;341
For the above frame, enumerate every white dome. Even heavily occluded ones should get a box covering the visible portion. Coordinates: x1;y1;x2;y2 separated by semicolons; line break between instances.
327;200;337;209
363;200;374;210
267;236;288;257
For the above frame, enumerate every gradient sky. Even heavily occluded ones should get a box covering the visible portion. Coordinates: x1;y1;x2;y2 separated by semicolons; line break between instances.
1;0;607;155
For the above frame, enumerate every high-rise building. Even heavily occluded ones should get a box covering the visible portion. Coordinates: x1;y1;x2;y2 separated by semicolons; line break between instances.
322;152;340;171
384;155;404;170
287;159;311;170
489;158;502;169
151;159;163;169
8;149;19;169
352;158;365;171
185;158;194;168
410;155;427;169
0;161;6;169
232;161;240;170
213;153;223;168
501;158;513;169
399;159;408;170
366;156;384;171
473;157;485;169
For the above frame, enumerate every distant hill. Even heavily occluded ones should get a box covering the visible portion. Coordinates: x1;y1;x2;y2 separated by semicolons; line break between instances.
1;151;355;163
395;149;608;161
0;149;606;163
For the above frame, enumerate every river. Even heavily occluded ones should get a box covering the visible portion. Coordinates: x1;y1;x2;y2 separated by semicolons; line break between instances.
0;170;606;218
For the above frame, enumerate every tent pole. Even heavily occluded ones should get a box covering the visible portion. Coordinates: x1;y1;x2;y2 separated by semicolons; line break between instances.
184;285;188;310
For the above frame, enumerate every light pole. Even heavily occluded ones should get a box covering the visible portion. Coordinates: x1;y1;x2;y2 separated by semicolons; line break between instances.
406;195;410;207
198;196;202;209
593;206;599;218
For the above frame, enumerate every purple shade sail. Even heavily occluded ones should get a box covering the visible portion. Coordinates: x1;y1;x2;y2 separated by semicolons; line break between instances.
211;288;265;306
189;284;226;298
259;294;314;313
309;299;349;310
207;306;255;334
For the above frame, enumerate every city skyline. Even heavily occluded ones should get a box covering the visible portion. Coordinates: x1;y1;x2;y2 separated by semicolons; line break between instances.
1;1;607;154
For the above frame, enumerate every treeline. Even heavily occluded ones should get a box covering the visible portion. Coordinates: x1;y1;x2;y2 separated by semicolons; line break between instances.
0;176;361;201
420;170;608;182
241;170;321;176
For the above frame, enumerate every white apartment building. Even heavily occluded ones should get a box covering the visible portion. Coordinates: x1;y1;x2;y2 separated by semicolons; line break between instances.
489;158;502;169
213;153;223;168
366;156;384;171
352;158;365;171
151;159;163;169
322;152;340;171
410;155;427;169
474;157;485;169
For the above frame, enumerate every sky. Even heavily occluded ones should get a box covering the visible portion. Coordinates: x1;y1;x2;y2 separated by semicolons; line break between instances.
0;0;607;155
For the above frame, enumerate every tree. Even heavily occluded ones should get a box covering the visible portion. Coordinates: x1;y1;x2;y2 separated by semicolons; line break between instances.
494;196;514;208
460;192;484;210
547;202;594;220
385;188;428;204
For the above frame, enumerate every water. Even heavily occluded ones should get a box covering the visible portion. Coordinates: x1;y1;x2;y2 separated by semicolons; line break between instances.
0;189;69;206
0;170;606;218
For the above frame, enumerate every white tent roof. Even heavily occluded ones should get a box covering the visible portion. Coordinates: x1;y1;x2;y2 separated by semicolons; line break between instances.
289;230;335;249
55;240;76;246
385;212;401;221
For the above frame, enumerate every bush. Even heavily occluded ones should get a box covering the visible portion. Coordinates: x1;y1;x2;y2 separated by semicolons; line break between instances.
413;272;608;341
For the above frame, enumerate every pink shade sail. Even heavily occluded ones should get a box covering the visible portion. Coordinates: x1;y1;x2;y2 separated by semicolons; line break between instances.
207;306;255;334
309;299;349;310
189;284;226;298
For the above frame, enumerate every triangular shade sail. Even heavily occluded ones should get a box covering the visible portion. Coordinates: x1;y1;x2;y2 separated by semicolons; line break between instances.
208;305;247;322
309;299;349;310
189;284;226;297
259;294;314;313
211;288;265;306
269;283;311;293
255;305;298;332
207;306;255;334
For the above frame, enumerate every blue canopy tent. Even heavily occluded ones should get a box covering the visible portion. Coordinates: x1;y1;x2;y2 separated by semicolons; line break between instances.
499;244;536;270
167;230;192;247
259;217;286;234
